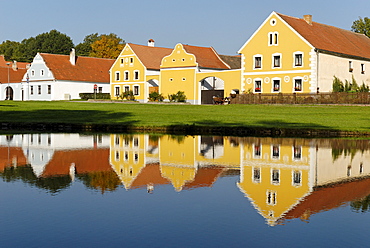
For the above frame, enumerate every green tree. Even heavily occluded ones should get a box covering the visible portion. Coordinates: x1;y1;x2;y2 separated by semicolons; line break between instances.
0;40;23;61
351;17;370;37
89;33;125;59
75;33;100;56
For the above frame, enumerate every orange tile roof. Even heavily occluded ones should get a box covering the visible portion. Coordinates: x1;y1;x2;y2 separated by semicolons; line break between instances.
0;146;27;171
183;167;225;190
282;177;370;222
129;43;173;70
0;67;27;84
278;13;370;60
0;55;30;69
130;163;171;189
41;148;112;177
183;44;230;69
40;53;115;83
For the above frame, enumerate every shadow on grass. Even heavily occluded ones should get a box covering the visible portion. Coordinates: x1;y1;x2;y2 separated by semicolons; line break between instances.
0;109;137;125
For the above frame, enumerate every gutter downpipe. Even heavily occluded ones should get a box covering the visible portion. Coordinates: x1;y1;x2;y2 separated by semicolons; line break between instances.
316;49;320;94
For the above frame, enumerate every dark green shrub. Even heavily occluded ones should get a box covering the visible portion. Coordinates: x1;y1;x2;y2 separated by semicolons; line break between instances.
79;93;111;100
148;92;165;102
168;91;187;102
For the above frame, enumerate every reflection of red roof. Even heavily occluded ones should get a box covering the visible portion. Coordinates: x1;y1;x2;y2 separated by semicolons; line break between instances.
0;146;27;171
129;43;173;70
283;177;370;221
278;13;370;60
183;44;230;69
130;163;170;189
183;167;224;190
40;53;114;83
41;148;112;177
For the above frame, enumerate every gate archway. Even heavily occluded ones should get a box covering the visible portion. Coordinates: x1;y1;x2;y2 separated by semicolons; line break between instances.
5;86;13;100
200;77;224;104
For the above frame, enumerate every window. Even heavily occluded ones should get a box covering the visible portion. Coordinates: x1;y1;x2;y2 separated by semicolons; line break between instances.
254;144;261;158
115;151;120;161
134;71;139;80
274;33;278;45
124;138;130;147
294;53;303;66
360;163;363;174
293;146;302;160
272;169;280;184
115;72;120;81
115;87;120;96
124;86;129;92
253;167;261;183
254;56;262;69
124;71;129;81
268;32;278;46
133;85;139;96
30;86;34;95
130;57;134;63
38;85;41;94
124;152;129;161
31;70;35;76
293;171;301;186
269;33;273;45
98;87;102;93
267;190;277;205
120;58;124;64
294;79;302;92
133;137;139;147
40;69;44;76
361;64;365;74
134;153;139;162
349;61;353;72
273;55;281;68
272;145;279;159
115;135;120;145
47;85;51;94
255;80;262;93
273;79;280;92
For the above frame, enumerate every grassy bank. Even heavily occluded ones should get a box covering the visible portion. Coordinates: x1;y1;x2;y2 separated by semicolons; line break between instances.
0;101;369;136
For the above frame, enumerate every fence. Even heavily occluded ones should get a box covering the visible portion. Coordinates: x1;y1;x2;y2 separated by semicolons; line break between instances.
229;92;370;105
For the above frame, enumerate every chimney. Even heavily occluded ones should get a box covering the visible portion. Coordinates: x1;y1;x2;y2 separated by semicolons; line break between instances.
12;61;18;71
148;39;155;47
303;15;312;25
70;48;76;65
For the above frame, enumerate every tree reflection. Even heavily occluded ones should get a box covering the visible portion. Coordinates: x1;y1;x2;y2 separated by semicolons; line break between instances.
351;195;370;213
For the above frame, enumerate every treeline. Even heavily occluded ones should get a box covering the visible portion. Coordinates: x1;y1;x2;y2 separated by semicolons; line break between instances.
0;30;125;62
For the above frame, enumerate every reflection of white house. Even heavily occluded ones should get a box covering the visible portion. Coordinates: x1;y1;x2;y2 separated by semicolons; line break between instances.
18;49;114;100
0;134;110;177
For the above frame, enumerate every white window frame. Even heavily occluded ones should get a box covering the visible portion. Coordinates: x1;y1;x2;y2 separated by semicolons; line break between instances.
271;169;280;185
254;78;262;93
38;85;41;95
293;52;304;67
115;71;120;81
115;86;120;96
292;170;302;187
271;145;280;159
47;85;51;94
268;32;279;46
253;143;262;158
272;53;282;69
134;70;139;80
272;78;281;93
133;85;139;96
253;54;263;69
361;63;365;74
293;77;303;92
124;71;129;81
293;145;302;161
252;167;261;183
40;69;44;76
266;190;277;206
31;70;35;77
124;85;130;93
349;61;353;72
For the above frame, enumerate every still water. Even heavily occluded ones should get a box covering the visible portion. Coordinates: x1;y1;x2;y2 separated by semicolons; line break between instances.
1;133;370;247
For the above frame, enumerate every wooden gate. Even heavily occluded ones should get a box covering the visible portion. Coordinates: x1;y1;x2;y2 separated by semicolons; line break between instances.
201;90;224;104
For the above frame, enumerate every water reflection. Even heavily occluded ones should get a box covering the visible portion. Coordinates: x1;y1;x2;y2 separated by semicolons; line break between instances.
1;134;370;225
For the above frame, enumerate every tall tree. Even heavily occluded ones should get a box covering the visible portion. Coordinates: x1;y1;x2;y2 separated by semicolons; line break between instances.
89;33;125;59
0;40;23;61
75;33;100;56
351;17;370;37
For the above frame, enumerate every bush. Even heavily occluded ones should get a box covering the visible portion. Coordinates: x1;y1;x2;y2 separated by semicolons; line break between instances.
148;92;165;102
119;90;135;101
79;93;111;100
168;91;187;102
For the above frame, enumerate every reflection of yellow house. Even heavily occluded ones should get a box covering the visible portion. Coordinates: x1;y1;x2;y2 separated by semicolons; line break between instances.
237;138;312;226
110;41;172;102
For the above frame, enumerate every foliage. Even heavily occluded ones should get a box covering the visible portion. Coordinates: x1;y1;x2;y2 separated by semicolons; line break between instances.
358;82;370;92
119;90;135;101
0;30;74;62
89;33;125;59
332;75;368;92
351;195;370;213
75;33;100;56
79;93;111;100
332;76;344;92
77;171;121;194
351;17;370;37
148;91;165;102
168;91;187;102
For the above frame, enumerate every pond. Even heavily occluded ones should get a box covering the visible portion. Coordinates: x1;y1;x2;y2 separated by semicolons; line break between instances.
1;133;370;247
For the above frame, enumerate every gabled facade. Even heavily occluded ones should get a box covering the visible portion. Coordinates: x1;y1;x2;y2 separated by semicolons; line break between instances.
160;43;241;104
21;50;114;100
110;42;172;103
238;12;370;94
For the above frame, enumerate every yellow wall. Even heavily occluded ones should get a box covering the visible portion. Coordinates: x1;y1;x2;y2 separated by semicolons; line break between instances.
239;12;314;94
110;45;148;101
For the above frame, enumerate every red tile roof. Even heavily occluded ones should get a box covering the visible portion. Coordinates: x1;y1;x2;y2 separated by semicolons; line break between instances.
0;147;27;171
0;55;30;69
0;67;27;84
130;163;171;189
278;13;370;60
41;148;112;177
129;43;173;70
40;53;115;83
281;177;370;223
183;44;230;69
183;167;225;190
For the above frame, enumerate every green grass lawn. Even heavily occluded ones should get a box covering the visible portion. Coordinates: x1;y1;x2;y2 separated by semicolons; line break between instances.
0;101;369;133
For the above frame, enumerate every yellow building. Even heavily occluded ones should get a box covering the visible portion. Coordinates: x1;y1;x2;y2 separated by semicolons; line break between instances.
160;43;241;104
110;41;172;103
238;11;370;94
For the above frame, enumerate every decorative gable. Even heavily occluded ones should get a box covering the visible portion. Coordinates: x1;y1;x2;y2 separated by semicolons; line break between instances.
161;43;197;68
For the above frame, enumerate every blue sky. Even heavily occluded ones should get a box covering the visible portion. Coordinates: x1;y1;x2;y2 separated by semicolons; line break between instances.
1;0;370;55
